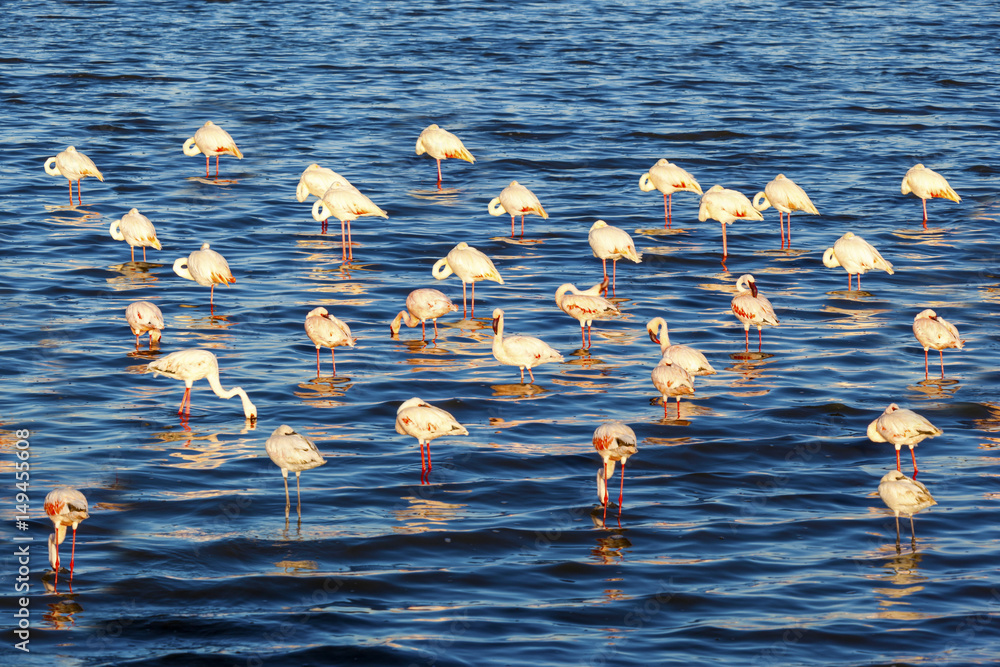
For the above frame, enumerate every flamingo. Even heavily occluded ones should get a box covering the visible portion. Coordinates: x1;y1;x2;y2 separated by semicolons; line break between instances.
913;309;964;380
638;159;703;228
415;124;475;189
311;181;387;261
822;232;894;291
44;146;104;205
395;397;469;481
109;208;162;262
593;421;638;521
554;279;621;350
697;184;763;259
304;307;356;377
587;220;642;294
172;242;236;308
646;317;716;376
867;403;941;476
731;274;779;352
752;174;819;249
878;470;936;544
147;348;258;422
125;300;165;349
490;308;564;383
295;163;353;203
651;357;695;419
265;425;327;519
432;242;504;319
901;163;961;228
44;487;89;584
183;121;243;178
488;180;548;238
390;288;458;341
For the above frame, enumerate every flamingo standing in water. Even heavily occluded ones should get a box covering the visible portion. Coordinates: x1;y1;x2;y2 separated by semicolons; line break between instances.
731;274;779;352
593;421;638;521
901;164;961;228
752;174;819;249
868;403;941;476
822;232;894;291
390;288;458;341
147;349;257;422
878;470;936;545
432;242;504;319
698;184;763;260
638;159;703;228
488;180;548;238
265;425;327;519
125;300;165;349
490;308;564;383
554;279;621;350
44;146;104;205
109;208;162;262
172;242;236;308
587;220;642;294
311;181;387;261
415;124;475;189
395;397;468;482
651;357;695;419
304;307;356;377
183;121;243;178
912;309;964;380
646;317;716;376
44;487;89;584
296;164;353;204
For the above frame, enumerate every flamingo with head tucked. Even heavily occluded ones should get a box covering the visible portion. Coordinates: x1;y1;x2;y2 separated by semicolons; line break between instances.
867;403;941;476
588;220;642;294
265;425;327;519
651;357;694;419
901;164;960;229
432;242;504;319
822;232;894;291
390;288;458;341
878;470;936;544
147;348;257;422
554;279;620;349
489;180;548;238
698;184;763;260
183;121;242;178
593;421;638;521
45;487;89;585
638;159;703;228
311;181;387;261
491;308;564;383
731;274;779;352
415;124;475;189
912;309;964;379
304;307;356;377
296;164;354;203
752;174;819;249
395;397;468;482
172;242;236;308
44;146;104;205
646;317;716;376
125;300;165;349
110;208;162;262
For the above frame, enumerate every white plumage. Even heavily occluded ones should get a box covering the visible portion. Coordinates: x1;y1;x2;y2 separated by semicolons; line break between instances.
183;121;243;178
432;242;504;319
878;470;936;543
593;421;638;519
587;220;642;294
822;232;894;291
698;184;763;258
390;288;458;341
296;163;354;203
110;208;161;262
304;307;356;377
488;180;548;237
44;487;89;582
554;279;621;349
44;145;104;205
730;274;779;352
646;316;716;376
265;425;327;518
752;174;819;249
172;242;236;308
651;357;695;419
311;180;387;262
147;348;257;421
415;124;475;188
491;308;564;384
901;163;960;228
638;158;702;228
125;300;165;348
395;397;469;479
867;403;942;475
912;309;964;379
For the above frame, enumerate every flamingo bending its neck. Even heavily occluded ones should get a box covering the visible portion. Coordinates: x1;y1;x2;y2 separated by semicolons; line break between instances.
432;242;504;319
822;232;893;291
698;184;763;260
147;348;257;422
183;121;243;178
752;174;819;249
593;421;638;521
390;288;458;341
490;308;564;384
395;397;468;483
125;300;165;349
587;220;642;294
488;180;548;237
415;124;475;189
304;307;356;377
110;208;161;262
554;279;620;350
172;242;236;309
868;403;941;476
44;146;104;205
731;274;779;352
45;487;89;585
646;317;716;376
265;425;327;519
638;159;702;228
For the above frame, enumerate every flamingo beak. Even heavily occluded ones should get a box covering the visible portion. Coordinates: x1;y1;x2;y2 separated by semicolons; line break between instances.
647;330;659;344
491;317;499;335
750;282;758;298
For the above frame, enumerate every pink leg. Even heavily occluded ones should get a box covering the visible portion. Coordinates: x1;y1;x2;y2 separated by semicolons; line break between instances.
520;214;525;238
663;398;668;419
436;159;443;189
426;443;432;470
895;448;901;472
663;194;670;229
528;367;536;383
419;441;426;476
432;319;439;340
346;220;353;261
67;180;74;205
462;281;467;319
858;274;862;290
939;350;945;378
511;215;515;238
210;283;216;306
721;222;728;257
331;348;337;377
580;325;586;349
779;212;786;249
142;246;147;262
519;367;524;383
178;387;191;415
134;334;140;350
587;325;592;349
421;320;427;341
130;245;135;262
70;527;78;580
205;154;210;178
340;218;347;261
612;260;617;295
76;180;83;205
316;347;321;377
758;328;763;353
601;258;608;282
922;198;928;229
676;397;681;419
910;447;918;476
744;328;750;352
786;213;792;247
924;349;929;380
215;155;220;178
470;281;476;319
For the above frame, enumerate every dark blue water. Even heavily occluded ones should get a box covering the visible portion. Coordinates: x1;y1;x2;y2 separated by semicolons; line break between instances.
3;1;1000;664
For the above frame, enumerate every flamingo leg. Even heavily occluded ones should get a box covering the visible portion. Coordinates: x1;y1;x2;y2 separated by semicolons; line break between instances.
143;246;148;262
419;440;426;473
721;221;728;258
910;447;918;476
601;257;608;282
296;473;302;518
858;273;862;290
436;158;443;189
432;319;439;340
210;283;216;307
580;325;586;350
69;526;78;580
134;333;140;350
924;349;929;380
744;328;750;353
461;281;468;319
130;245;135;262
204;154;210;178
528;367;536;383
922;198;928;229
426;442;432;471
519;367;524;384
215;154;220;178
939;350;945;378
779;212;786;250
587;325;593;350
316;347;321;377
331;348;337;377
663;397;668;419
282;475;290;518
663;193;672;229
618;462;626;511
510;215;515;238
178;387;191;415
421;320;427;341
470;281;476;319
895;448;901;472
67;179;74;205
676;397;681;419
786;213;792;247
612;259;618;294
340;218;347;262
346;220;353;261
758;328;763;353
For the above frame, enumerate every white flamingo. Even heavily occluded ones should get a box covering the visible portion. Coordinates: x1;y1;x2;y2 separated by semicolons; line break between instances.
415;124;475;189
730;274;779;352
698;184;764;259
901;163;961;228
109;208;161;262
878;470;936;543
638;159;703;228
646;317;716;376
490;308;564;384
395;397;469;481
822;232;894;291
587;220;642;294
147;349;257;422
593;421;638;521
295;163;354;203
172;242;236;308
432;242;504;319
311;181;387;261
488;180;548;238
913;309;964;380
752;174;819;249
867;403;942;476
265;425;327;519
44;487;89;584
304;307;356;377
44;146;104;205
183;121;243;178
651;357;695;419
125;300;165;349
554;279;621;350
390;288;458;341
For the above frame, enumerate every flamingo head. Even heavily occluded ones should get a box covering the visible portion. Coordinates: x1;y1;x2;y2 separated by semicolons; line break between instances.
491;308;503;335
885;403;900;415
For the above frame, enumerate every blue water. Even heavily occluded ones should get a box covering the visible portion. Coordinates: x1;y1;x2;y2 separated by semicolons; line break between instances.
2;1;1000;665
